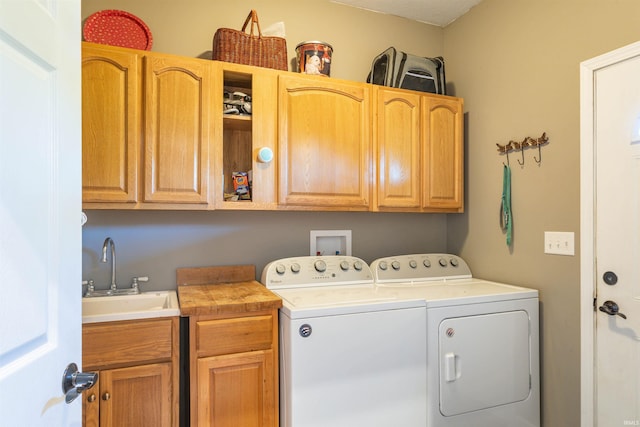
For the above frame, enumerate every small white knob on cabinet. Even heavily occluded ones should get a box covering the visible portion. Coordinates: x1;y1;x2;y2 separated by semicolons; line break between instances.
257;147;274;163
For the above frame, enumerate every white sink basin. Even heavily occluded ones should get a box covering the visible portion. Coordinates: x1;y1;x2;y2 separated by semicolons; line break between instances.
82;291;180;324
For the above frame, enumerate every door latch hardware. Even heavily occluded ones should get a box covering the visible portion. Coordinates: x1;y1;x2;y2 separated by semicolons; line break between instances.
603;271;618;285
62;363;98;404
598;300;627;319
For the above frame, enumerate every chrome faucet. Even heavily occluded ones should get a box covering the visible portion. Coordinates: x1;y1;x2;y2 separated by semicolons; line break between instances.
101;237;117;291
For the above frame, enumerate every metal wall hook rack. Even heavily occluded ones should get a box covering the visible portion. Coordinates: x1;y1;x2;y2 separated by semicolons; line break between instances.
496;132;549;165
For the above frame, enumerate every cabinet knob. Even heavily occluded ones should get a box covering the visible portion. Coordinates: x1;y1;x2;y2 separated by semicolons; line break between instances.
87;393;96;403
102;392;110;401
257;147;273;163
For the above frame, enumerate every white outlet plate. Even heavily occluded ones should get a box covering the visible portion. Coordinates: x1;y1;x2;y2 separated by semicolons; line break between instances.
544;231;575;256
310;230;352;256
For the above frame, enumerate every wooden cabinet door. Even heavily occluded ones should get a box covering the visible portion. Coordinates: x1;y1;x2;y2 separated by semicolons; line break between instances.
278;75;371;209
213;62;279;210
99;363;173;427
197;350;276;427
143;54;212;204
374;87;422;210
422;95;464;211
82;375;100;427
82;44;140;203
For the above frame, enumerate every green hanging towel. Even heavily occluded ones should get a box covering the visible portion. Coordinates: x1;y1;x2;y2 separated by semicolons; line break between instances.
500;164;513;246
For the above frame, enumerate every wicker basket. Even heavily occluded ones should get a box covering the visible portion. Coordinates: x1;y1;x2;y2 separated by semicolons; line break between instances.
212;10;288;71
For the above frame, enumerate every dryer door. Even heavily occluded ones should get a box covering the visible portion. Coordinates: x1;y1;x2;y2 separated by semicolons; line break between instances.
439;310;531;416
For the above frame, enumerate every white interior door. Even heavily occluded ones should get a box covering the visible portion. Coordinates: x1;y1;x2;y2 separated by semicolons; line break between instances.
0;0;82;425
581;40;640;427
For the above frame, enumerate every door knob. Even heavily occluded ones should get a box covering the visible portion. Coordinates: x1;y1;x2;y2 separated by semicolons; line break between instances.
62;363;98;403
599;300;627;319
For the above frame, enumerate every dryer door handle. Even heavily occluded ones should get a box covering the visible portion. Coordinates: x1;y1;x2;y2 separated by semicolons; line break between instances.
444;352;460;382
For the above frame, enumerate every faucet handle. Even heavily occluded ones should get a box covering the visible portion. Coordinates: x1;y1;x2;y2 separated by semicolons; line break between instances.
131;276;149;291
82;280;95;297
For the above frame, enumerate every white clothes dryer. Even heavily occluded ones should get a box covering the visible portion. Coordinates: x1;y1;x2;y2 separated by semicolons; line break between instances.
261;256;427;427
371;253;540;427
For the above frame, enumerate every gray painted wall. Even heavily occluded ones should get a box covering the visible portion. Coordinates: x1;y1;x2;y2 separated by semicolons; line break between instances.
82;210;447;292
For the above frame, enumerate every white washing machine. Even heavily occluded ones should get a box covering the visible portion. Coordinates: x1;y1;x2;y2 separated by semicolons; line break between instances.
371;253;540;427
261;256;427;427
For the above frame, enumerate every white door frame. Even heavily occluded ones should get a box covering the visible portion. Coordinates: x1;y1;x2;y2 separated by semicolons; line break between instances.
580;39;640;427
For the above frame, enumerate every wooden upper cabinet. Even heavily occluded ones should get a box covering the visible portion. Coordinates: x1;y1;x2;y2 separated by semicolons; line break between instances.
374;87;422;210
373;87;464;213
212;62;279;210
82;43;140;203
422;95;464;211
143;54;212;204
278;75;371;210
81;43;464;213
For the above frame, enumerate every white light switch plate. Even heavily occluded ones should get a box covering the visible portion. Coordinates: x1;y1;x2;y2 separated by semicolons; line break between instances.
544;231;575;256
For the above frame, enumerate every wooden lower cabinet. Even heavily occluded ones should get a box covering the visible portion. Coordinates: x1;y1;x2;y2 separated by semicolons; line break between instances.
189;311;279;427
84;363;172;427
82;317;179;427
197;350;275;427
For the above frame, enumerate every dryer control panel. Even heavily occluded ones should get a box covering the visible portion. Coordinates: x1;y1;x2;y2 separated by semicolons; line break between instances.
371;253;472;283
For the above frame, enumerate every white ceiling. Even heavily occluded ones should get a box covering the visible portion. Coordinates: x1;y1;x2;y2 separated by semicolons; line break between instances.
331;0;482;27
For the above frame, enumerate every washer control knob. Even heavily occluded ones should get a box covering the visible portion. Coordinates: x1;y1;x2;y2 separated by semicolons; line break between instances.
379;261;388;271
450;258;459;267
409;260;417;269
275;264;286;275
439;258;448;267
291;263;301;273
340;261;350;271
391;261;401;270
314;260;327;273
423;259;431;268
353;261;363;271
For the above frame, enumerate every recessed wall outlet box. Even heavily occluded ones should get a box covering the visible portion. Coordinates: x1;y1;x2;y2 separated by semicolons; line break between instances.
544;231;575;256
310;230;352;256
